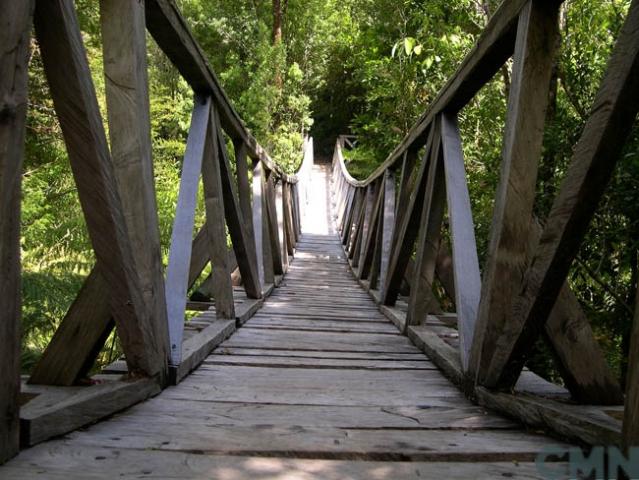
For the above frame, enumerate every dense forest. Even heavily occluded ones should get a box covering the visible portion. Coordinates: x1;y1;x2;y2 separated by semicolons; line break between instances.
22;0;637;387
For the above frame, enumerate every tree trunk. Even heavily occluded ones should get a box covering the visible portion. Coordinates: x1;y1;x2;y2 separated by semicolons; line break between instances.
272;0;282;45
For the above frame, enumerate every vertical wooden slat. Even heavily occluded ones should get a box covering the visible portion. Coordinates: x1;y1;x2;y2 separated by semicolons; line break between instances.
292;183;302;238
265;173;284;275
0;0;33;463
406;120;445;332
378;169;396;294
100;0;170;369
252;159;265;287
394;149;418;231
261;167;275;284
283;182;295;255
470;0;559;383
165;96;210;365
35;0;165;377
441;113;481;371
276;180;289;271
202;107;234;318
348;193;367;261
234;141;254;240
381;126;435;306
214;117;262;298
368;200;385;291
484;0;639;388
359;179;384;281
357;184;375;269
343;188;362;248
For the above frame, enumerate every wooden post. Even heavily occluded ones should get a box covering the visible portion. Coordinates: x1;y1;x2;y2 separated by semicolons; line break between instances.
283;182;295;255
265;173;283;275
470;0;559;384
483;0;639;388
165;96;210;365
214;117;262;298
234;141;254;240
441;113;481;371
202;108;235;318
406;121;445;332
100;0;170;373
357;185;375;269
276;180;289;271
382;126;436;306
252;159;265;287
0;0;33;463
260;166;275;284
378;169;396;294
359;179;384;281
35;0;166;378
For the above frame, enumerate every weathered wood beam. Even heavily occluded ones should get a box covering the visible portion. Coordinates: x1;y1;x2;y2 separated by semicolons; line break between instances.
483;0;639;388
359;179;384;281
260;166;275;284
282;182;296;255
101;0;170;373
381;127;435;305
348;193;366;262
276;180;289;272
368;197;385;291
357;184;375;269
28;269;112;386
265;173;283;275
341;187;358;246
406;120;445;333
214;116;262;298
441;113;481;371
470;0;560;382
252;159;265;286
202;108;235;318
165;96;210;365
0;0;33;463
378;170;396;294
35;0;166;378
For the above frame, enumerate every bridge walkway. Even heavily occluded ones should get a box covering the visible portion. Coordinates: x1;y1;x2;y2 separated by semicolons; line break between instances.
1;164;571;479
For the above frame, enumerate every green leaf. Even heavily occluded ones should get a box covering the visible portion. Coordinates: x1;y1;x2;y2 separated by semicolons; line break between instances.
404;37;415;55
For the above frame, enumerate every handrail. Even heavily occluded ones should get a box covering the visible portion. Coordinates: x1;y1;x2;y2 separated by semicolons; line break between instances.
145;0;297;184
331;0;639;449
338;0;528;187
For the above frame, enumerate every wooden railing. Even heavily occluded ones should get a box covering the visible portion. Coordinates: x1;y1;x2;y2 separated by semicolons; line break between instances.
332;0;639;447
0;0;303;462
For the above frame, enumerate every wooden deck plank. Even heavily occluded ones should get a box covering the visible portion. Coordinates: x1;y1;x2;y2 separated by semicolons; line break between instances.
1;446;568;479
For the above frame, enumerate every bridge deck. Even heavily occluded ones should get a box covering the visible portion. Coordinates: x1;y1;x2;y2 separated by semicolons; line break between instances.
1;165;571;479
3;236;571;478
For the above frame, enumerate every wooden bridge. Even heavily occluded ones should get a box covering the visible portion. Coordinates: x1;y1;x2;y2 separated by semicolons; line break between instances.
1;0;639;478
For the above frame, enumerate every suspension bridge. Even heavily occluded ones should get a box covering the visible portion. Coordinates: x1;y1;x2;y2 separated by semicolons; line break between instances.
1;0;639;478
